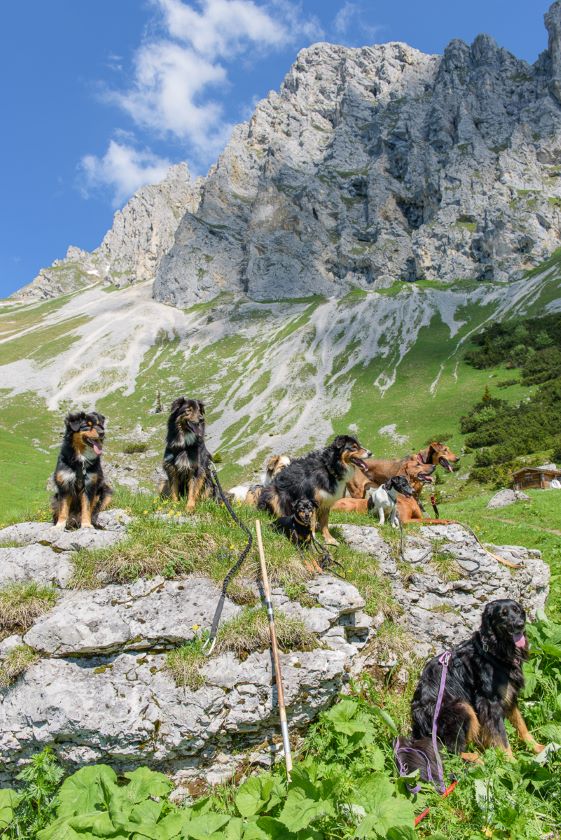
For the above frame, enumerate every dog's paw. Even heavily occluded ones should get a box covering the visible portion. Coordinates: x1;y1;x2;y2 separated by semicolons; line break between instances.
81;523;93;530
532;741;546;754
324;536;339;547
54;522;67;530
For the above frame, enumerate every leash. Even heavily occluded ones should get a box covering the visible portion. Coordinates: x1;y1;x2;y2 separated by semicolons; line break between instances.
394;651;455;827
203;462;253;655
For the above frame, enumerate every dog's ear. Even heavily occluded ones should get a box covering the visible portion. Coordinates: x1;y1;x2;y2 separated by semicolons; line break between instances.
480;601;499;641
170;397;186;414
197;400;206;416
332;435;350;452
66;411;85;432
309;498;319;509
91;412;105;427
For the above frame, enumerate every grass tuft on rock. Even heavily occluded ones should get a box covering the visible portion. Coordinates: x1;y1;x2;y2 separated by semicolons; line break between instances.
166;636;207;690
0;582;58;638
122;441;149;454
430;550;462;581
215;607;317;658
166;608;317;688
0;645;38;687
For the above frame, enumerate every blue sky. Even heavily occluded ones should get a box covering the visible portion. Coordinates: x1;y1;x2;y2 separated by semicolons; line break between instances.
0;0;553;297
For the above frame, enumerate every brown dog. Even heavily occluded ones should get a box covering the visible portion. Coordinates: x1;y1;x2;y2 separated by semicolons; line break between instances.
347;457;436;500
396;494;453;525
332;493;453;525
347;441;458;499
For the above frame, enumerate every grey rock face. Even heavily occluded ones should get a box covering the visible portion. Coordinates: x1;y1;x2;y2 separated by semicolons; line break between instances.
546;1;561;103
155;6;561;306
341;523;549;658
487;488;531;508
0;647;347;782
0;544;73;589
23;576;242;656
13;165;202;302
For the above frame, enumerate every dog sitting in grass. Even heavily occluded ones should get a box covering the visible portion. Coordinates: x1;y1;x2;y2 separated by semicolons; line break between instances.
397;599;543;783
52;411;112;529
271;497;318;546
258;435;372;546
160;397;218;512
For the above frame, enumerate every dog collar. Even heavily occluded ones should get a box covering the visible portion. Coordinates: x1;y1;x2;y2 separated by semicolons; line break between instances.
474;633;522;667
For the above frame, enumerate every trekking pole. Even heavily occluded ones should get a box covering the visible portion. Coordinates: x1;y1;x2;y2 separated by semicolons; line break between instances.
255;520;293;779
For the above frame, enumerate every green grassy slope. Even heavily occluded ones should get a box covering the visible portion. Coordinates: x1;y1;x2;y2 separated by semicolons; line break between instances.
1;257;561;523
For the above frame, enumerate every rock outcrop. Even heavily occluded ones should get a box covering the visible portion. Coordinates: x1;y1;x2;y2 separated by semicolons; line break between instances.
341;523;549;661
13;165;202;302
0;515;549;784
487;488;531;508
154;2;561;306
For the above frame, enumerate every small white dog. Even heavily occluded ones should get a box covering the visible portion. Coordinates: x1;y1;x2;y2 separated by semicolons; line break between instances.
229;454;291;503
367;475;414;527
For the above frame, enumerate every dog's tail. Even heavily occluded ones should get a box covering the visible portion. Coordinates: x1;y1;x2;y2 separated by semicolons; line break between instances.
394;736;443;789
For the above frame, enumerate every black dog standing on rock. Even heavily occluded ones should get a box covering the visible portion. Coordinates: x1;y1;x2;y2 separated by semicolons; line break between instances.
398;599;543;783
52;411;112;530
160;397;218;512
259;434;371;545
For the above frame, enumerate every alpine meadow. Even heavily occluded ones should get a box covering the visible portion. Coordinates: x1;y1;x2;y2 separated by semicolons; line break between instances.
1;2;561;838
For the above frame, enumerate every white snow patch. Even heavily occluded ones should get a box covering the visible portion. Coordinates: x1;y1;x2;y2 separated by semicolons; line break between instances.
378;424;409;445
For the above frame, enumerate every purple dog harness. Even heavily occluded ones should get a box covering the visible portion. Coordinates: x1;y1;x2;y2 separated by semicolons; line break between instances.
394;650;452;794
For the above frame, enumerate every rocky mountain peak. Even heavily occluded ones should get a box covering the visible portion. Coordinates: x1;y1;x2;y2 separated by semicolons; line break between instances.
13;163;203;302
153;4;561;308
546;0;561;102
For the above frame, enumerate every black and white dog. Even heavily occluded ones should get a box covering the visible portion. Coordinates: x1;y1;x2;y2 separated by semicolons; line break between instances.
367;475;414;527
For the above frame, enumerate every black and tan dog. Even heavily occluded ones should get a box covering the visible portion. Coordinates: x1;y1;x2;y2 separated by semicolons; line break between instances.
271;497;318;546
160;397;217;512
399;600;543;781
258;435;371;545
52;411;112;529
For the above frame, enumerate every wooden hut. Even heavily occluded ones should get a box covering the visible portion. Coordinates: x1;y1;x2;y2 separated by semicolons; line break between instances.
512;466;561;490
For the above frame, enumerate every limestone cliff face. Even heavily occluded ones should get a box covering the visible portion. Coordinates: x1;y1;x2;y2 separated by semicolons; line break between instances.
154;3;561;306
13;164;202;302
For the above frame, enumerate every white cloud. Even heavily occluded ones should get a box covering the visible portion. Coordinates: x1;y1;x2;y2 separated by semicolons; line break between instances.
106;0;322;156
332;1;382;43
158;0;289;57
82;0;322;205
333;2;358;35
80;140;172;207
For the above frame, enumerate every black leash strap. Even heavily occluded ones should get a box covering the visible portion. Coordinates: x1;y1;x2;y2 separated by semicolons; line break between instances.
203;462;253;655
